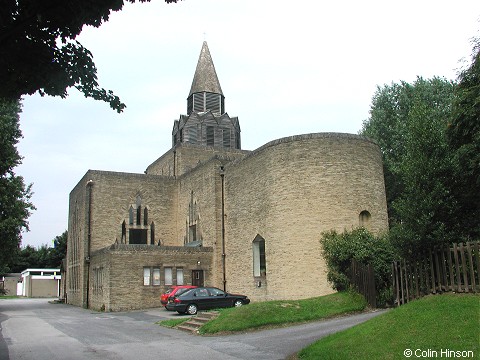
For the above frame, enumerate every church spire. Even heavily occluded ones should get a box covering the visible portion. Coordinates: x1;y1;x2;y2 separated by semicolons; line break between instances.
187;42;225;115
188;41;223;96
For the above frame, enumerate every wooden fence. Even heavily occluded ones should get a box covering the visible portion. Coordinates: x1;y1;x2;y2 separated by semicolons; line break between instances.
349;259;376;308
392;241;480;306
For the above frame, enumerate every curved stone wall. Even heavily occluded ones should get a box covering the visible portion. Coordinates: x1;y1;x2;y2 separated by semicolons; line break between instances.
224;133;388;301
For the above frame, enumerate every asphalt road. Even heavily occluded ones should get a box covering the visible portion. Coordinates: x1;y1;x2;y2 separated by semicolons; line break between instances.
0;298;386;360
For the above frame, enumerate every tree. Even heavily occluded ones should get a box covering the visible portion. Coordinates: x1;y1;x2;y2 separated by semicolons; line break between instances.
0;0;178;112
48;231;68;268
320;228;395;306
446;38;480;240
10;231;68;272
361;77;457;257
0;99;35;274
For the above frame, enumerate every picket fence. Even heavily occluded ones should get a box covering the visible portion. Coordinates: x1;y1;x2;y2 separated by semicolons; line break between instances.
392;241;480;306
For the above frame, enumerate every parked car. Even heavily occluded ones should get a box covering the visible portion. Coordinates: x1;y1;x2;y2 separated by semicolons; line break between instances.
160;285;197;306
165;286;250;315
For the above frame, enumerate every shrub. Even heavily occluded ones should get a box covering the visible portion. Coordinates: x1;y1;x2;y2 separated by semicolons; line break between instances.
320;228;395;306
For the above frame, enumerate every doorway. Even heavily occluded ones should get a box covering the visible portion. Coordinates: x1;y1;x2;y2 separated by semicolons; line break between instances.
192;270;204;287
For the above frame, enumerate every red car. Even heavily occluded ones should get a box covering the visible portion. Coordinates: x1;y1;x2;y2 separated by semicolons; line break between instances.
161;285;197;306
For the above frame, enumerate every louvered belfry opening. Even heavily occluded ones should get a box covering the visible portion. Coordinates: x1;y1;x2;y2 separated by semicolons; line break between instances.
187;92;225;115
172;41;241;150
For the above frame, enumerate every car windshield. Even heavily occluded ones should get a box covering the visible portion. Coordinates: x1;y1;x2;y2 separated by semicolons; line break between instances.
165;288;175;295
209;288;225;296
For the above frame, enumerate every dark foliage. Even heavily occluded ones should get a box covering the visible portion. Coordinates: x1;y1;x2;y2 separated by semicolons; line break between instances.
0;0;179;112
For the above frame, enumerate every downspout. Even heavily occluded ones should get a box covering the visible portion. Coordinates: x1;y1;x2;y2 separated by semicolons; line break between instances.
85;179;93;309
220;166;227;291
173;149;176;178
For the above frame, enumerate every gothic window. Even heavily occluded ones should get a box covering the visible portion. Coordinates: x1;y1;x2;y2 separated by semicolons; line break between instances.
253;235;266;277
144;207;148;226
123;196;153;245
121;221;126;243
136;206;141;225
129;206;134;225
150;222;155;245
185;191;201;246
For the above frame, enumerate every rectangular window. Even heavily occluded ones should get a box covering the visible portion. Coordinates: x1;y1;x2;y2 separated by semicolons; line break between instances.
164;267;173;285
143;267;151;286
153;268;161;286
177;268;184;285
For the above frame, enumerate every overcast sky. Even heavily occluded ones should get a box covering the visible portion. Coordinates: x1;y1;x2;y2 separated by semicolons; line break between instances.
17;0;480;248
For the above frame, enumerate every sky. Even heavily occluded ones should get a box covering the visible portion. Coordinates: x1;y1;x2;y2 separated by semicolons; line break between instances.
16;0;480;248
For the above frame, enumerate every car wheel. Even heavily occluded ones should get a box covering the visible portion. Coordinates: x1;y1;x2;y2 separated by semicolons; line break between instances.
186;304;198;315
233;299;243;307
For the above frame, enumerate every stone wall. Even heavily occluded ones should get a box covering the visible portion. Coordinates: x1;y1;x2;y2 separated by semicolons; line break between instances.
145;143;249;177
90;245;213;311
223;133;388;301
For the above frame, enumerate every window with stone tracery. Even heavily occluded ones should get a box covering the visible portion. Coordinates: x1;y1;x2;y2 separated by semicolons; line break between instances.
185;191;202;246
121;195;153;245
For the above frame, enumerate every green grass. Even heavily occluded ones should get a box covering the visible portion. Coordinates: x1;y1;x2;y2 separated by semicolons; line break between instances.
0;295;20;299
298;293;480;360
199;291;367;334
158;317;191;328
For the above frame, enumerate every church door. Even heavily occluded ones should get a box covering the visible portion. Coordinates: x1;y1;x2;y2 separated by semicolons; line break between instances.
192;270;204;287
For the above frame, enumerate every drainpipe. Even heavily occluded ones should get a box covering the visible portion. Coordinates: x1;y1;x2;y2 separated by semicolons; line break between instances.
173;149;176;178
85;179;93;309
220;166;227;291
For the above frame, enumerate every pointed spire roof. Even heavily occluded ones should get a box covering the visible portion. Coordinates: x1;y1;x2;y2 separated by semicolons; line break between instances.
188;41;223;97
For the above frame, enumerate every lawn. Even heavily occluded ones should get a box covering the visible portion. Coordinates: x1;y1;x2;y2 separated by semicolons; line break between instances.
298;293;480;360
199;291;367;334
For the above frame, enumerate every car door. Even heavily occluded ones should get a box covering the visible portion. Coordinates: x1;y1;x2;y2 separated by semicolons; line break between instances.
207;287;230;308
192;288;211;310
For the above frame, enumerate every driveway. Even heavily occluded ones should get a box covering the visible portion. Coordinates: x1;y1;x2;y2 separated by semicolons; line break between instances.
0;298;386;360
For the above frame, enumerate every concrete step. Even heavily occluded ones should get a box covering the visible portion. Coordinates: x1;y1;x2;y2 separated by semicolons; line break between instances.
176;311;220;334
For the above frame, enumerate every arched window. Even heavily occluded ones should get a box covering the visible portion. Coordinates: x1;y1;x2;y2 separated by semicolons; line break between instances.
150;222;155;245
144;207;148;226
121;221;126;243
129;206;134;225
359;210;371;229
253;235;266;277
136;206;141;225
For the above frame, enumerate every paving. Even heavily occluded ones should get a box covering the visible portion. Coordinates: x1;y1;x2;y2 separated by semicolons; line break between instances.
0;298;387;360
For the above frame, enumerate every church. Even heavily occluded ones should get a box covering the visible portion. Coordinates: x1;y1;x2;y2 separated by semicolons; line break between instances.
66;42;388;311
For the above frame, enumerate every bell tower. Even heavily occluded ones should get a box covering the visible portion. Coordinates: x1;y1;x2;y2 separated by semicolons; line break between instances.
172;42;241;149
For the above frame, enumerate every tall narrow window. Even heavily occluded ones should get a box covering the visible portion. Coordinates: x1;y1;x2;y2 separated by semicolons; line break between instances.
164;267;173;285
121;221;126;243
129;206;134;225
177;268;184;285
144;207;148;226
150;222;155;245
253;235;266;277
143;267;151;286
189;224;197;242
152;268;161;286
136;206;141;225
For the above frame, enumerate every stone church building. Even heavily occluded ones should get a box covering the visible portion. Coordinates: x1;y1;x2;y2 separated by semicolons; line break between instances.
66;42;388;311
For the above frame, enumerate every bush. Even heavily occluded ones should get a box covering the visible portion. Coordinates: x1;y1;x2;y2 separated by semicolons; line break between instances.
320;228;395;306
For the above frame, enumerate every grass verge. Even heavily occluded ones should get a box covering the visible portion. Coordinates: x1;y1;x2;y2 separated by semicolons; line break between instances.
298;293;480;359
199;291;367;334
0;295;20;300
158;317;191;328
